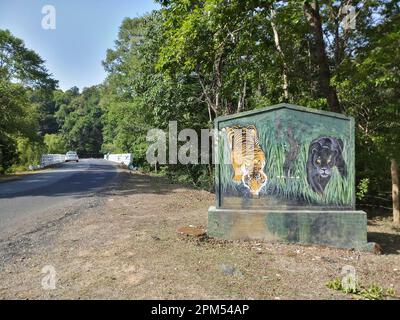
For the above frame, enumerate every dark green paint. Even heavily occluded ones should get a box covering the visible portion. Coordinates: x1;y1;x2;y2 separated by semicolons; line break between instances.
209;104;375;250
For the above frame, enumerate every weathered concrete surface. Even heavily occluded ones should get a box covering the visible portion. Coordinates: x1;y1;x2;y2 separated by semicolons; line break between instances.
208;206;376;251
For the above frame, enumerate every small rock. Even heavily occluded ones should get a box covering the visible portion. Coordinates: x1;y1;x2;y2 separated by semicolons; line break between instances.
372;243;382;255
220;264;236;275
177;226;206;237
322;256;335;263
236;270;244;277
219;264;244;277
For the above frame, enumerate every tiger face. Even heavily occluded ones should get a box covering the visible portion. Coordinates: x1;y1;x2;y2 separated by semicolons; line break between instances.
223;125;268;197
242;170;268;196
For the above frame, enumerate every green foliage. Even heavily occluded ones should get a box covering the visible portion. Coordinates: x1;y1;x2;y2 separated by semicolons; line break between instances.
0;79;44;172
326;278;343;291
56;86;103;157
0;135;18;174
0;29;57;173
15;137;45;169
44;134;66;154
0;79;29;136
326;278;397;300
335;6;400;209
0;29;57;89
98;1;400;204
356;178;370;201
101;11;210;172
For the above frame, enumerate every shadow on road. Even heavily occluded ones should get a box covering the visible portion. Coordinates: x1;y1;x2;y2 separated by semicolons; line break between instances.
0;162;118;199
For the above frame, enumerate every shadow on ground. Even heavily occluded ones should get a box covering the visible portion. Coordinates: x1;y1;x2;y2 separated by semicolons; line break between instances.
368;231;400;255
101;171;200;197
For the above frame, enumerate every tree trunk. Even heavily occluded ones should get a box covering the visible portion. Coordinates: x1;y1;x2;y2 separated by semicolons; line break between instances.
270;9;290;102
237;78;247;113
392;159;400;226
304;0;342;113
198;73;217;118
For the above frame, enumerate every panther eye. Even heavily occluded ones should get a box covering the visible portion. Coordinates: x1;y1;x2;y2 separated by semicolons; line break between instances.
316;158;321;165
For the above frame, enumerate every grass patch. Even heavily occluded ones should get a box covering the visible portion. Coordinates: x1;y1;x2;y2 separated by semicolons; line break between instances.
326;278;397;300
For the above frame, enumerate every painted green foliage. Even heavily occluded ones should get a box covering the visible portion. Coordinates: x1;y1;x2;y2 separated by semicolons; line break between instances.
217;105;354;209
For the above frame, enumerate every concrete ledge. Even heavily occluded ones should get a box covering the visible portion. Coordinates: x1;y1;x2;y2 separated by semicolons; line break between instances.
208;206;376;252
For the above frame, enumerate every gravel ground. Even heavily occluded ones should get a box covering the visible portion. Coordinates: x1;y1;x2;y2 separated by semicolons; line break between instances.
0;171;399;300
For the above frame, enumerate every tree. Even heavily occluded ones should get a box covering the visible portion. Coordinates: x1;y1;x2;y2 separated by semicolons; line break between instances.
0;29;57;89
157;0;279;117
303;0;341;113
0;29;57;172
57;86;103;157
44;134;66;154
392;159;400;226
98;0;400;199
0;79;33;172
270;6;289;101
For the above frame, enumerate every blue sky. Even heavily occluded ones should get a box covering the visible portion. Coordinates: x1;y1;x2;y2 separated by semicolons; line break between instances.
0;0;159;90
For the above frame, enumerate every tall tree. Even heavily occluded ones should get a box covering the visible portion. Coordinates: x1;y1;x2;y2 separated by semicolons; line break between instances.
303;0;341;113
0;29;57;172
0;29;57;89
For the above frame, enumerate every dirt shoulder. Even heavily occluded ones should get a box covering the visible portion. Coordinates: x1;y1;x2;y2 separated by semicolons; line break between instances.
0;171;399;299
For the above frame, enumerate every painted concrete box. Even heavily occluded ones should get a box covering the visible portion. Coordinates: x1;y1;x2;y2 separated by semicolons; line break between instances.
208;104;375;251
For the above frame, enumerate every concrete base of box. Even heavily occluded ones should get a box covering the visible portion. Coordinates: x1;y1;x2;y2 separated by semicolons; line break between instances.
208;207;377;252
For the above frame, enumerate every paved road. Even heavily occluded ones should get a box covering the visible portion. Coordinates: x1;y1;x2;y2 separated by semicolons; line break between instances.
0;159;119;241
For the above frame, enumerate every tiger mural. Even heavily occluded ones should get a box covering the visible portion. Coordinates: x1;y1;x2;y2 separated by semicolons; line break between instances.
222;125;268;196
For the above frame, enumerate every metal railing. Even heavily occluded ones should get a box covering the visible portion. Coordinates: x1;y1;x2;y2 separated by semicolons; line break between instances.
104;153;132;166
40;154;66;168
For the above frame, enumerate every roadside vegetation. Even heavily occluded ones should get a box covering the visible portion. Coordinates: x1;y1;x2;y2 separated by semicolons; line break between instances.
0;30;103;173
326;278;397;300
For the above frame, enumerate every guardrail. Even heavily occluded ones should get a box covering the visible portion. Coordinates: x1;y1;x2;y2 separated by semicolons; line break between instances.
40;154;66;168
104;153;132;166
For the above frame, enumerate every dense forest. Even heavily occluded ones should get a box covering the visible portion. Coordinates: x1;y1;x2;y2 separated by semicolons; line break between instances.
0;0;399;216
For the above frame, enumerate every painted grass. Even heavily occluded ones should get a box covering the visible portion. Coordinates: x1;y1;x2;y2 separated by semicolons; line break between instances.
218;120;354;207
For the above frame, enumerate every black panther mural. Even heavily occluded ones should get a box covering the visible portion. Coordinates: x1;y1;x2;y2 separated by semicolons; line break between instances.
306;136;347;194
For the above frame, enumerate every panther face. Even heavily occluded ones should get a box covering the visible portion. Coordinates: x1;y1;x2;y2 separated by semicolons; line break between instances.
242;170;268;196
312;146;337;178
307;136;347;194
